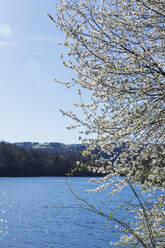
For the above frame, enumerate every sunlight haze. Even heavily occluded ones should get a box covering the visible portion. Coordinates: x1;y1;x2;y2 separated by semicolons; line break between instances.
0;0;81;144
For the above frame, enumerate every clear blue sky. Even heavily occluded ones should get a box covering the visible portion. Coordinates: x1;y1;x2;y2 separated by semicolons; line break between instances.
0;0;83;144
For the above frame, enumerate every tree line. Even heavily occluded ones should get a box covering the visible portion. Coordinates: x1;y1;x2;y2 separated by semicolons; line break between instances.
0;142;97;177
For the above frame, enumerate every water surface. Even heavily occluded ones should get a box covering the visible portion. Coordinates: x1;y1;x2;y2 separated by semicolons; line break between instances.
0;177;118;248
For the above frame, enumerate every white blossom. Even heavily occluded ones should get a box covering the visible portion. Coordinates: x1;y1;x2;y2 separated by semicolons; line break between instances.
48;0;165;247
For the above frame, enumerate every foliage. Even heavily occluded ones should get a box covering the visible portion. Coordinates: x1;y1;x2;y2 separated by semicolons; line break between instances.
0;142;96;177
48;0;165;247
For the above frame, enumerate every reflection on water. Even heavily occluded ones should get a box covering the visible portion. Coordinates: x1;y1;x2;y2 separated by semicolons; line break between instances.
0;177;121;248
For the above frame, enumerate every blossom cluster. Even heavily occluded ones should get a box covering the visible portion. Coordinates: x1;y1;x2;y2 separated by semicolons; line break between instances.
49;0;165;247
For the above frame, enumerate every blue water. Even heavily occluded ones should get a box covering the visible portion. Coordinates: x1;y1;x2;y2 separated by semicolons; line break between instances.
0;177;124;248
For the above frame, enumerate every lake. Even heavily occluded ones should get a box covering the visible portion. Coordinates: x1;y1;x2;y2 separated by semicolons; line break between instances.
0;177;126;248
